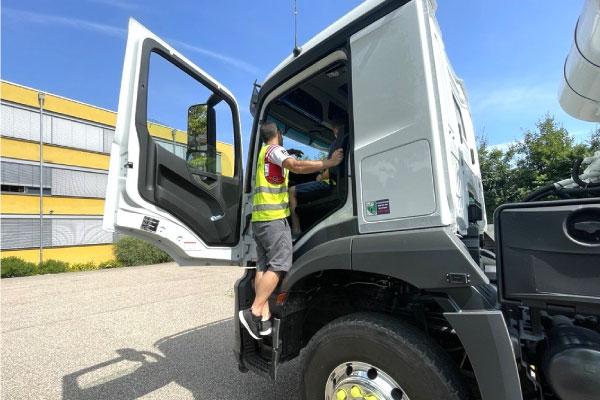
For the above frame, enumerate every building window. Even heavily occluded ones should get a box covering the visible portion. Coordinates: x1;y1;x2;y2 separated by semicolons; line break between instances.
1;184;50;195
1;161;107;198
23;187;52;195
0;217;112;250
1;184;25;193
1;103;113;154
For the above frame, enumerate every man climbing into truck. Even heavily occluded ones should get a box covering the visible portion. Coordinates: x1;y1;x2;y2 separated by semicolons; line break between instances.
238;121;343;339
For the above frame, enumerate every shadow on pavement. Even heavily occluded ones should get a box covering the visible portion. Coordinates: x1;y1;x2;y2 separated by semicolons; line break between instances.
62;319;302;399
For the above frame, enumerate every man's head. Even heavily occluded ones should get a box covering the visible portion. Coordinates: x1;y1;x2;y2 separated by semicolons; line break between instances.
260;121;282;145
330;115;347;137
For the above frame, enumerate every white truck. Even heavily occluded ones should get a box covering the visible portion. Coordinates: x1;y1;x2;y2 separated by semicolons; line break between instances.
103;0;600;399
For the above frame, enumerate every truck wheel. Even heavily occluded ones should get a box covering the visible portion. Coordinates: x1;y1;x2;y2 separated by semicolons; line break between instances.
301;313;469;400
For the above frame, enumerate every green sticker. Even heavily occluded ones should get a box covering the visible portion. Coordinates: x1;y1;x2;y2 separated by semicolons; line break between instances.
366;201;377;216
366;199;390;216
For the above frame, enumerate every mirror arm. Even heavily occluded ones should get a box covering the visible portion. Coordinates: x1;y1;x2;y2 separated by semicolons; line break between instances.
207;93;223;107
206;101;218;173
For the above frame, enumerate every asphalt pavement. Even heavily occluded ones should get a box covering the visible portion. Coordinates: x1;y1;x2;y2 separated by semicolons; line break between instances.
1;263;302;399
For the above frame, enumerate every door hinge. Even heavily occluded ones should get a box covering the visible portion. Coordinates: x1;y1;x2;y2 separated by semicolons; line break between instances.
446;273;471;285
124;161;134;169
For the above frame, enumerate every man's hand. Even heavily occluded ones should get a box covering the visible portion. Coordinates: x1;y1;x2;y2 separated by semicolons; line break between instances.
283;149;343;174
287;149;304;158
328;148;344;167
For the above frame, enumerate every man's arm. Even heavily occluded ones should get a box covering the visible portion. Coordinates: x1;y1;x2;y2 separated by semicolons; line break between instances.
283;149;343;174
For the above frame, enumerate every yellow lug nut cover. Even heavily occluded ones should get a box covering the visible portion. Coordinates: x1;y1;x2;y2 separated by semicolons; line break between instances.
350;385;363;398
335;389;347;400
364;395;379;400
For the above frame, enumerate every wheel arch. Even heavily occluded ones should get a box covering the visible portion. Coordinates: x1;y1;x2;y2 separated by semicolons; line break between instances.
282;227;491;293
279;261;519;400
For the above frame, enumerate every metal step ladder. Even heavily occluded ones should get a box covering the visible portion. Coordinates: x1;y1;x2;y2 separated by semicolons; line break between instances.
240;318;282;379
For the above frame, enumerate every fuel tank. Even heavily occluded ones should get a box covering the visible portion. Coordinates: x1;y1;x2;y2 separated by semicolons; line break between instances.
543;318;600;400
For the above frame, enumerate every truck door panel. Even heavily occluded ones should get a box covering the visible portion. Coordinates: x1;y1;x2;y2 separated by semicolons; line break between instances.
103;19;243;265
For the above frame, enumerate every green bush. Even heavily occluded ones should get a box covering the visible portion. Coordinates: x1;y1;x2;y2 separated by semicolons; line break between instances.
1;257;37;278
1;255;128;278
69;262;99;272
38;259;69;274
114;237;172;266
98;260;123;269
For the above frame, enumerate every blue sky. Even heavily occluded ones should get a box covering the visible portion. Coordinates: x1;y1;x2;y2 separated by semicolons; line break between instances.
2;0;595;152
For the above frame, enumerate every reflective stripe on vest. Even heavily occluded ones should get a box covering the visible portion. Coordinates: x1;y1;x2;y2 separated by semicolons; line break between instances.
254;186;288;194
251;145;290;222
253;202;290;211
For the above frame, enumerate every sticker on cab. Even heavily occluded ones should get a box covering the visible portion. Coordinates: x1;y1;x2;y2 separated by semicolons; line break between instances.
366;199;390;216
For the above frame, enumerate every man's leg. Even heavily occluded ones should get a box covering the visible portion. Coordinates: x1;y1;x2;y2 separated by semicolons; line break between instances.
289;181;334;236
254;271;264;291
251;270;279;320
240;219;291;339
239;225;272;339
289;186;301;235
253;271;272;320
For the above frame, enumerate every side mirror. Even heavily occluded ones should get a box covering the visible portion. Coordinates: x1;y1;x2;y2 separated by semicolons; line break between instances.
187;103;216;172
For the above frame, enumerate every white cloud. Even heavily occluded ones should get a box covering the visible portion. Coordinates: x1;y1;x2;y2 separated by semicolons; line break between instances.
571;128;594;139
3;8;126;38
170;39;261;75
488;140;519;152
3;8;261;75
87;0;139;10
472;83;556;113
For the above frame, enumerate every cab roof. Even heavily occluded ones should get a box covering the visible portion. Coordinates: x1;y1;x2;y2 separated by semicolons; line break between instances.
263;0;437;84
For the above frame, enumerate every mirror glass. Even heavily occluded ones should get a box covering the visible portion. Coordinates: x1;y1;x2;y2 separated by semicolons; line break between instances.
187;104;208;153
186;104;214;172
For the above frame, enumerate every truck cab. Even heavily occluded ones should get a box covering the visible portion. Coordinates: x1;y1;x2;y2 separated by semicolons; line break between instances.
104;0;599;399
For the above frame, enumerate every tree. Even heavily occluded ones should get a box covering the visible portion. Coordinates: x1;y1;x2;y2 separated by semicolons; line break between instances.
187;104;208;143
477;137;517;220
186;104;218;172
588;126;600;152
478;115;597;220
511;115;588;200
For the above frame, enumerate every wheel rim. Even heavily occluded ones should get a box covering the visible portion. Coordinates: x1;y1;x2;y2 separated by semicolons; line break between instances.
324;361;410;400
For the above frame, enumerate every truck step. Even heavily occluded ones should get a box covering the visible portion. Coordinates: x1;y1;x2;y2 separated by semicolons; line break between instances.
241;318;281;379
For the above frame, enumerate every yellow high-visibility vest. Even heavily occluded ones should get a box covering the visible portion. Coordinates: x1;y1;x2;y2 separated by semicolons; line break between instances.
251;145;290;222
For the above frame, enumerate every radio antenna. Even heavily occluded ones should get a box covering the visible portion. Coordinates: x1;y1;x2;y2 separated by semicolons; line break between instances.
293;0;302;57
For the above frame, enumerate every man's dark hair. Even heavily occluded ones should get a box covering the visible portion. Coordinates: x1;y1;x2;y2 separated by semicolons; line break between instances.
330;114;347;131
260;121;279;143
329;114;348;126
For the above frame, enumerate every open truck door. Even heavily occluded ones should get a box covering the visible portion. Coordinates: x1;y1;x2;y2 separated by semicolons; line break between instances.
103;19;244;266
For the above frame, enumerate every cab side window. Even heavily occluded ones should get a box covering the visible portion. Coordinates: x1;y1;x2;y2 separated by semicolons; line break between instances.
146;52;236;177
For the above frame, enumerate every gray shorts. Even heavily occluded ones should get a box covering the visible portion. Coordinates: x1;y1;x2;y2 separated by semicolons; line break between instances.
253;218;293;273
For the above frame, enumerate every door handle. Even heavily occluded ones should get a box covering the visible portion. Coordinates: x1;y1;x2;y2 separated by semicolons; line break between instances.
573;221;600;234
210;214;224;222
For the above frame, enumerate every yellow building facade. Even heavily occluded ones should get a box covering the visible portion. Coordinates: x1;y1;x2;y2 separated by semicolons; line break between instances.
0;80;233;264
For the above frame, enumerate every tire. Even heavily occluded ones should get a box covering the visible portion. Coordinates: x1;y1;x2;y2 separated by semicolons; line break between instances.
301;312;470;400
